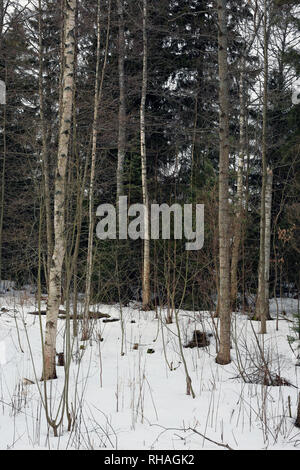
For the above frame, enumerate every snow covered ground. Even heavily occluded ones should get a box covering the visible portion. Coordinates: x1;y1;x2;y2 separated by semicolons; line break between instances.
0;292;299;450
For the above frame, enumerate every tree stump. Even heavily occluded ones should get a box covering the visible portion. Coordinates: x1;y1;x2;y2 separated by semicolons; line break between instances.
184;330;210;349
57;352;65;367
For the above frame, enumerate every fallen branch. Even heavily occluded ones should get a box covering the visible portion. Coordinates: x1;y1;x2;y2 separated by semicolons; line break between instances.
151;424;234;450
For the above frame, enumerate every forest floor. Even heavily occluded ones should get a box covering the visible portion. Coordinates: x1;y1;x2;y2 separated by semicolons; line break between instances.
0;291;299;450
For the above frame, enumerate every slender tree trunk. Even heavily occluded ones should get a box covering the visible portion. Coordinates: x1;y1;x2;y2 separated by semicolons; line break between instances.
70;3;81;338
255;0;269;333
264;167;273;318
43;0;76;381
140;0;150;310
0;67;6;282
0;3;4;281
296;393;300;428
58;0;66;129
216;0;231;366
230;59;245;309
38;0;53;285
116;0;126;201
0;1;3;52
73;121;88;337
82;0;111;340
82;0;102;340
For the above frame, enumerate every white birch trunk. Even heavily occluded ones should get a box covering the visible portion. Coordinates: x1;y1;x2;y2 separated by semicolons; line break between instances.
43;0;76;380
38;0;53;285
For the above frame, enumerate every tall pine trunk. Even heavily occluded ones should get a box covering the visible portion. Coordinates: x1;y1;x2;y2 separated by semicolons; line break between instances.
43;0;76;381
255;0;269;333
216;0;231;366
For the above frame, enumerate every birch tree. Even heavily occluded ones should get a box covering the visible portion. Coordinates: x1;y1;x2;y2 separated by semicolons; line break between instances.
255;0;271;333
82;0;111;340
230;59;246;309
216;0;231;365
140;0;150;310
38;0;53;286
230;3;263;310
43;0;76;380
